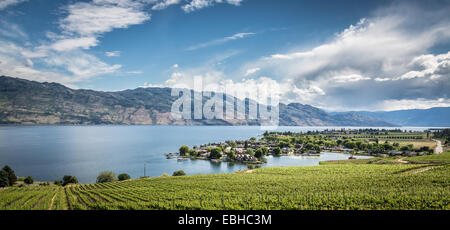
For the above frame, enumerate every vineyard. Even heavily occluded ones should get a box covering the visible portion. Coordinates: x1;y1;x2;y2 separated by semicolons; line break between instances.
1;153;449;210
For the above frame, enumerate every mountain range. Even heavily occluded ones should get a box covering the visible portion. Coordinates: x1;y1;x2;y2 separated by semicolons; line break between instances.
0;75;448;126
331;108;450;127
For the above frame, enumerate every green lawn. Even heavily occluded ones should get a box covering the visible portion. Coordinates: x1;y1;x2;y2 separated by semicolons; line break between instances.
1;152;449;210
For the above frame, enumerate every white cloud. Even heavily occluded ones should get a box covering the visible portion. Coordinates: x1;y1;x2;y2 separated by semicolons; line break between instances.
125;70;143;74
0;21;27;39
241;2;450;110
374;77;391;82
172;64;179;68
187;32;255;51
105;51;121;57
49;37;99;52
0;0;248;88
152;0;181;10
25;58;33;67
147;67;324;105
397;52;450;80
372;98;450;111
182;0;243;13
0;0;157;86
0;39;121;85
244;67;260;77
0;0;27;10
42;51;122;81
59;1;150;37
332;74;371;83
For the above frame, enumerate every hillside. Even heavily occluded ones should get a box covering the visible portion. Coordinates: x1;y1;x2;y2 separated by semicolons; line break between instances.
338;108;450;127
0;152;448;210
0;75;393;126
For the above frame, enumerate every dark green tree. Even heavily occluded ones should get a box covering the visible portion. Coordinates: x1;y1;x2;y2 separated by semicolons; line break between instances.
2;165;17;186
273;147;282;156
24;176;34;185
62;175;78;186
172;170;186;176
0;170;9;187
96;171;116;183
227;151;236;160
118;173;131;181
255;148;263;158
179;145;190;156
245;148;254;156
210;148;222;159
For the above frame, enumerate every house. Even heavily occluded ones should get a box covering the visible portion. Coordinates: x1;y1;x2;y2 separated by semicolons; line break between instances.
388;150;402;156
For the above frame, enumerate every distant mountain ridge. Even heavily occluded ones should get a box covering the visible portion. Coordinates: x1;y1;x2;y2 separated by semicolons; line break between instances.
0;75;422;126
332;108;450;127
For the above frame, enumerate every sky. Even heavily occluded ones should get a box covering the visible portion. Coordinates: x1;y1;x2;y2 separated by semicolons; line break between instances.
0;0;449;111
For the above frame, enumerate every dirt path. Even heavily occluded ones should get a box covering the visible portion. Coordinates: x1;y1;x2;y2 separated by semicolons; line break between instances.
433;139;443;154
403;166;437;175
47;192;57;210
396;158;409;164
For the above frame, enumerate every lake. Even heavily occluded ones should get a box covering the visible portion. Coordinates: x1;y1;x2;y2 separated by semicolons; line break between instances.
0;126;431;183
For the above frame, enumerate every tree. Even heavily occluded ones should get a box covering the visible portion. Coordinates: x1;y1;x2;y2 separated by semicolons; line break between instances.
96;171;116;183
118;173;131;181
227;151;236;160
273;147;282;156
210;148;222;159
245;148;254;156
54;180;62;186
172;170;186;176
62;175;78;186
179;145;190;156
255;148;263;158
278;141;290;148
24;176;34;185
189;149;198;157
261;147;269;156
0;170;9;187
2;165;17;186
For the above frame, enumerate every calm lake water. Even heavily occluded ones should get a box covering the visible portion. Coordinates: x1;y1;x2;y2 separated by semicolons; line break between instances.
0;126;433;183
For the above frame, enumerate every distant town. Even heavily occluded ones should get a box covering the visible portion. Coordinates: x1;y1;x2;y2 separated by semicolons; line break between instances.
167;128;447;164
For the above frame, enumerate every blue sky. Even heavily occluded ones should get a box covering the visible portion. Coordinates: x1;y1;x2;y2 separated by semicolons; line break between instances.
0;0;449;111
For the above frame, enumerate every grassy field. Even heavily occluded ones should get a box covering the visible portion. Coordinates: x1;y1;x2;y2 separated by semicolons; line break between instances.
385;140;437;149
1;152;449;210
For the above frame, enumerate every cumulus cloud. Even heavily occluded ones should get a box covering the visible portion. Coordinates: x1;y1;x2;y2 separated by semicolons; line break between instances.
187;32;255;51
145;67;321;105
372;98;450;111
49;37;99;52
59;1;150;38
182;0;243;13
241;2;450;111
0;0;155;86
244;67;260;77
0;0;248;88
332;74;371;83
397;52;450;80
152;0;181;10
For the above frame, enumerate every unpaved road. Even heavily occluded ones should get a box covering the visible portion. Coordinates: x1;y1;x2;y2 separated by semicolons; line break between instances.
434;139;443;154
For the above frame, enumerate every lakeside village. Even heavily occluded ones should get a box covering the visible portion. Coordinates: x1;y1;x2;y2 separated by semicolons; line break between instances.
165;128;447;165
